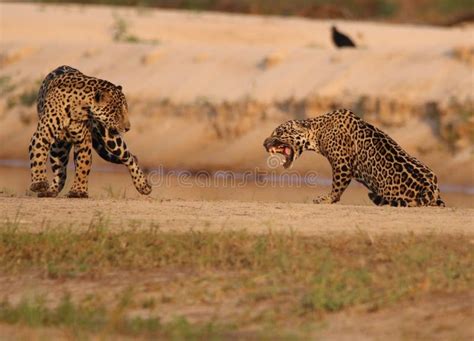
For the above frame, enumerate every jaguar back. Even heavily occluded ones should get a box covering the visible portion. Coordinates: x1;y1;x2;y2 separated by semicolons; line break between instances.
37;65;81;117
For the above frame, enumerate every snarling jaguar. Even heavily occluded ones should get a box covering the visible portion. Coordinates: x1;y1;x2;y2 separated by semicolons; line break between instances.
264;109;444;207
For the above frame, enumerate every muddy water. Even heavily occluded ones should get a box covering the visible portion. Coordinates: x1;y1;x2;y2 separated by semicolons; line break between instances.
1;163;473;208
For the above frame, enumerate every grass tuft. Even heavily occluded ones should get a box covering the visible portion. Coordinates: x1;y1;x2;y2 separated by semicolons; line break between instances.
0;294;231;338
0;226;472;337
111;14;159;44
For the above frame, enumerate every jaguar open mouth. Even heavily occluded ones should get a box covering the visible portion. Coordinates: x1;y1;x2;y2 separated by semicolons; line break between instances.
264;141;295;169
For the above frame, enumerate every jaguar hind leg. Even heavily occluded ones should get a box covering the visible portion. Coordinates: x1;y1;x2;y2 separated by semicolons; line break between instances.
388;199;408;207
368;193;419;207
368;192;388;206
416;185;446;207
29;120;53;194
38;141;72;197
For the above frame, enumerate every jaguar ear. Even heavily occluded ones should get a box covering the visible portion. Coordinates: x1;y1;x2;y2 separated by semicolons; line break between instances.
94;90;111;104
94;90;102;103
117;85;122;91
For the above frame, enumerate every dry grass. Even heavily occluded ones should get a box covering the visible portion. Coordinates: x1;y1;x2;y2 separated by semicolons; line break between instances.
0;216;472;338
452;45;474;67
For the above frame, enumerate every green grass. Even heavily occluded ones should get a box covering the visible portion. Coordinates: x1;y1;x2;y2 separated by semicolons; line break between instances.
436;0;473;14
112;14;159;44
1;227;472;297
0;294;232;339
0;224;472;337
5;78;43;109
112;14;141;43
0;75;16;95
18;88;38;107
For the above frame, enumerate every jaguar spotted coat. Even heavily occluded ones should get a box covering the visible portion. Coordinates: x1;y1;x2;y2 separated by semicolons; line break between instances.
29;65;151;198
263;109;444;207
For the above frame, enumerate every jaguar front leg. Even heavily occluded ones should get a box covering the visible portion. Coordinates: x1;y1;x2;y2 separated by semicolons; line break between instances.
92;124;152;195
314;162;352;204
123;155;152;195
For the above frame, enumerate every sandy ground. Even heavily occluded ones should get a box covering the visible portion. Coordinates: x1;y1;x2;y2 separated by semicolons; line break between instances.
1;166;473;235
2;195;473;236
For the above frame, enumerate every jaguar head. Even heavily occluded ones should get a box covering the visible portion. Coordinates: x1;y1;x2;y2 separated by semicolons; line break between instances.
92;83;130;133
263;120;309;169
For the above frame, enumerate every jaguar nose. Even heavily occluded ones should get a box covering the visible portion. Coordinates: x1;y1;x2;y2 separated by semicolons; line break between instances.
263;137;274;151
123;119;131;133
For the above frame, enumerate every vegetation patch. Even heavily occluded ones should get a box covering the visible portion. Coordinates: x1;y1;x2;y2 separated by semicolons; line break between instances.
112;14;159;44
0;76;16;95
1;227;471;297
0;294;233;339
0;221;472;337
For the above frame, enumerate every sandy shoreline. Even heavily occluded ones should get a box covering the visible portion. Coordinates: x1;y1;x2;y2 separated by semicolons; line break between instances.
1;195;473;235
1;165;474;207
1;3;473;186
